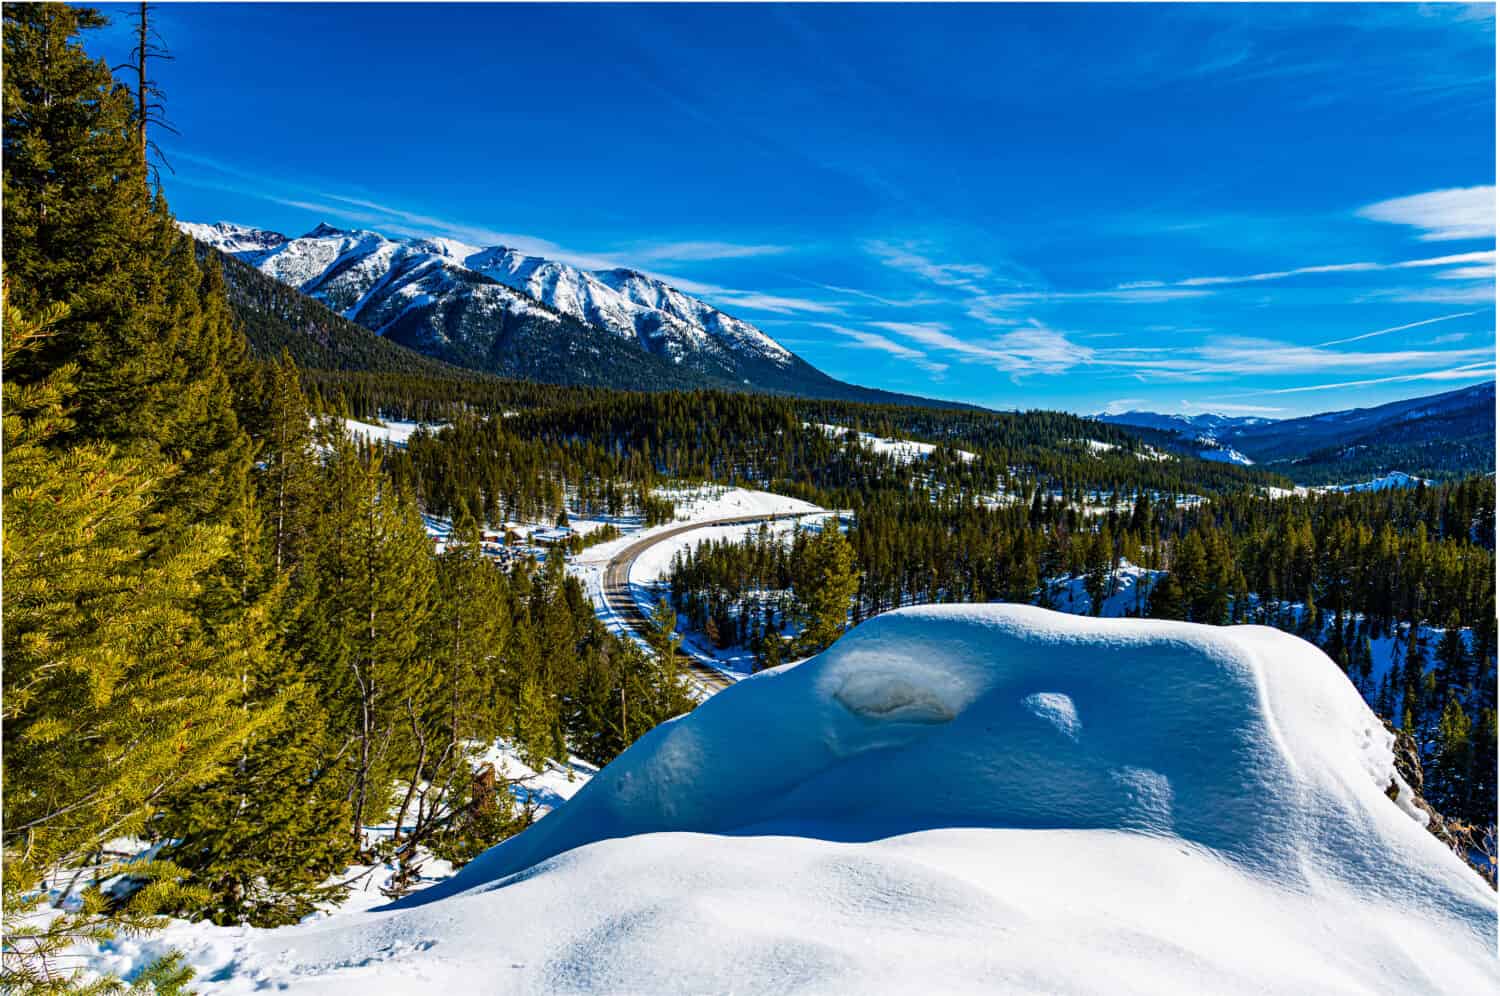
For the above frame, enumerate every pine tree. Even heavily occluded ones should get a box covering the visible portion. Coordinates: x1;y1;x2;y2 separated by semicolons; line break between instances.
1433;612;1469;700
2;294;271;985
1432;695;1473;815
296;439;437;850
646;596;683;667
1083;528;1111;616
1146;570;1186;621
1401;625;1429;733
513;676;556;772
791;521;861;656
122;1;176;184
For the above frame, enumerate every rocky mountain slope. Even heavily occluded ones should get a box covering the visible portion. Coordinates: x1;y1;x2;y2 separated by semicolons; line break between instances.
184;221;948;406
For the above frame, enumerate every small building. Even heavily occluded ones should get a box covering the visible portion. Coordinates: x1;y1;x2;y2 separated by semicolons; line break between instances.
531;526;574;546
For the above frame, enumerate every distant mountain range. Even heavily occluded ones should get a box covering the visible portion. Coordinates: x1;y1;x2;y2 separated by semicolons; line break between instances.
1100;381;1495;483
1096;410;1274;439
183;220;959;408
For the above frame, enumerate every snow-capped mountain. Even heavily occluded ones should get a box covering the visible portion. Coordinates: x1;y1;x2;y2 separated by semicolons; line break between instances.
179;220;288;254
183;220;824;394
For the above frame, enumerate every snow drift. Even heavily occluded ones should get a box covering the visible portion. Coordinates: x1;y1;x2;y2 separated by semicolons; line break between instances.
207;606;1497;994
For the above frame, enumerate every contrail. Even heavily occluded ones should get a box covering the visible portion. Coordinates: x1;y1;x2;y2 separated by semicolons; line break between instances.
1317;310;1485;347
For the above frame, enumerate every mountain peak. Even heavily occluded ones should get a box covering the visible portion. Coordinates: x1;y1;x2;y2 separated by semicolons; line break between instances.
190;216;810;387
177;220;287;253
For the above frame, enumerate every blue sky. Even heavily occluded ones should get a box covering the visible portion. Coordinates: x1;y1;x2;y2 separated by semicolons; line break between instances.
91;2;1495;416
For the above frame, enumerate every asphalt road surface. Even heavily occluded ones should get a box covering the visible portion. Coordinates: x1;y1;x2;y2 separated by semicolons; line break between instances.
601;513;824;694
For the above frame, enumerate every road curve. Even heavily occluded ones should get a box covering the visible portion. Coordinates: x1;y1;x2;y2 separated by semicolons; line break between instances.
601;513;824;695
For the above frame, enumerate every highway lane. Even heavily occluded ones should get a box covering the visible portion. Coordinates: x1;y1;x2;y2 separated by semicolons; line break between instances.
600;512;826;694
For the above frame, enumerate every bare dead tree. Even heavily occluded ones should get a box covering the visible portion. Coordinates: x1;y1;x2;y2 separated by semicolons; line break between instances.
113;2;178;186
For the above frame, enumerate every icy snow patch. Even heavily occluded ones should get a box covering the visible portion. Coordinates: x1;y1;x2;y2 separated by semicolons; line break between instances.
1022;691;1081;740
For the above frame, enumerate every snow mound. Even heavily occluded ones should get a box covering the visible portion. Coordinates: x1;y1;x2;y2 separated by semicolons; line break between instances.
217;606;1496;993
412;605;1485;901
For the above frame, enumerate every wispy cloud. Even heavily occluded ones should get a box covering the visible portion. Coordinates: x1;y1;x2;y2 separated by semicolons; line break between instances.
1315;310;1485;347
1357;185;1496;241
865;241;998;296
1088;338;1494;382
1177;400;1284;414
818;324;948;374
795;279;943;309
872;321;1095;376
1439;265;1497;280
1237;362;1495;396
628;241;791;263
1367;284;1497;305
711;291;845;315
973;287;1213;310
1133;250;1495;290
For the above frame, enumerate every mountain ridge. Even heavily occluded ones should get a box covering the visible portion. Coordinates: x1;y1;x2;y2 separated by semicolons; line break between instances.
182;220;971;409
1098;381;1495;483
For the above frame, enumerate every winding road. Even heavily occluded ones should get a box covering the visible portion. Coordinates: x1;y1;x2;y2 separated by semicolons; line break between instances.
601;512;826;694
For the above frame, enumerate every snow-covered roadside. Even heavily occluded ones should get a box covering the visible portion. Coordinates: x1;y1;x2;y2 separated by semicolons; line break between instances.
625;515;835;679
572;486;824;568
565;487;828;692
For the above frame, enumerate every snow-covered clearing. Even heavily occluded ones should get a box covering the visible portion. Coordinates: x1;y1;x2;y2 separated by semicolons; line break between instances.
1325;470;1434;493
1046;560;1161;618
1198;445;1253;465
1072;438;1170;462
131;605;1494;993
810;422;976;463
339;417;435;448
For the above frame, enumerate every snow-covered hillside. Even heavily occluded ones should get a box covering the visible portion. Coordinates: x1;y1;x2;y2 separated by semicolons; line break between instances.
1262;470;1435;499
171;606;1495;994
1327;470;1433;493
184;220;799;386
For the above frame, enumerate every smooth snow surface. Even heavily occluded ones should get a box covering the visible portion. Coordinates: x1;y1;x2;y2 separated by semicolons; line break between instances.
339;417;431;448
199;606;1495;994
1197;445;1254;465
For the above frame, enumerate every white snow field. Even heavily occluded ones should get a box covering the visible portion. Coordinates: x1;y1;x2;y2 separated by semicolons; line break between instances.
158;607;1496;993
